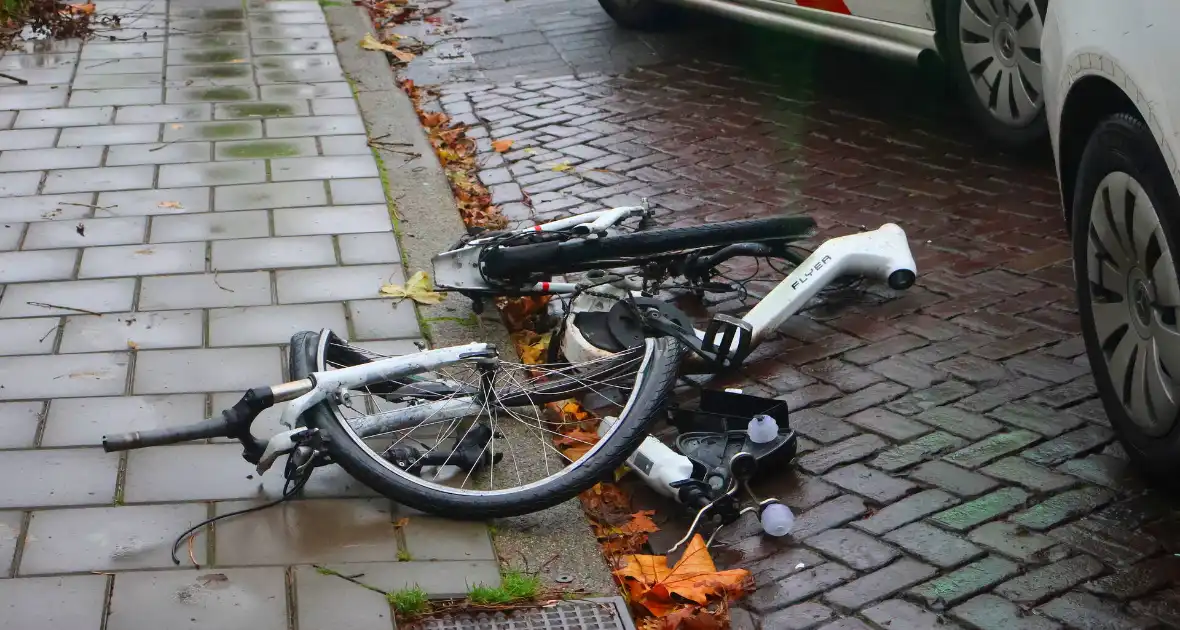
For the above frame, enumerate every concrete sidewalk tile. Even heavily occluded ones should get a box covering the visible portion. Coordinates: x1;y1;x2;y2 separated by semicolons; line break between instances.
106;568;287;630
339;232;400;265
2;195;97;224
81;42;164;59
306;561;500;600
98;186;211;216
20;504;208;575
319;134;370;156
68;88;162;107
0;66;72;85
124;443;278;503
253;37;334;55
311;97;359;116
43;394;205;447
0;278;136;317
44;165;155;194
168;33;249;50
348;300;421;340
0;221;21;250
0;449;118;509
133;346;282;393
209;303;347;346
403;517;496;561
0;400;43;448
0;88;69;111
0;510;21;572
139;271;272;310
0;146;104;172
159;160;266;187
0;53;76;71
258;66;343;86
214;101;310;119
15;107;114;128
271;155;378;181
215;180;328;210
273;204;392;235
0;128;58;150
73;73;163;89
172;18;248;33
215;137;316;161
115;103;212;124
211;235;336;270
213;498;402;565
0;352;129;400
250;23;331;39
277;264;404;304
23;216;146;249
0;249;78;283
351;339;423;357
76;57;163;75
166;63;255;84
150;210;270;242
106;141;212;166
167;46;251;65
250;11;326;25
59;124;161;148
0;110;12;129
295;564;396;630
0;172;42;197
61;310;203;353
260;82;351;100
0;576;108;630
249;0;323;12
0;318;58;357
79;242;205;278
329;178;386;205
265;115;365;138
166;85;260;104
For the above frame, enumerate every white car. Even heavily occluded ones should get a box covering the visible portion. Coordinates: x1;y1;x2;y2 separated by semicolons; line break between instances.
1044;5;1180;480
596;0;1049;148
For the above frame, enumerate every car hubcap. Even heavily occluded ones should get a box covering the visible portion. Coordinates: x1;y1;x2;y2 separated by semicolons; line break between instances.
958;0;1044;126
1086;171;1180;436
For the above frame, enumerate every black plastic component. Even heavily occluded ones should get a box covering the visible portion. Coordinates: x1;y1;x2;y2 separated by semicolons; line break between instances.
701;314;754;369
888;269;916;290
102;387;273;461
607;297;692;350
383;423;501;474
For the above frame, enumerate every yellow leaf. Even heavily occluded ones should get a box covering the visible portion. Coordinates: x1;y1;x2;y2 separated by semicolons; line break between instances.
170;124;183;130
229;58;247;63
359;32;416;63
491;139;513;153
379;270;445;305
157;201;184;209
127;340;139;350
551;162;573;172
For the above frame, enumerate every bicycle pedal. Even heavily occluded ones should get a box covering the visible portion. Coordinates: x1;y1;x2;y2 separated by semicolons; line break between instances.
702;314;753;368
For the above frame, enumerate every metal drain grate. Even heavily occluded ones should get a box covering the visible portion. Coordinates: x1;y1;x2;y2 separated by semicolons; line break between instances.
415;596;636;630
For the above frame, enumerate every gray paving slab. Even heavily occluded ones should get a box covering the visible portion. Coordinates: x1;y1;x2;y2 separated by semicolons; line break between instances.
0;128;58;150
15;106;115;128
0;576;108;630
273;204;392;235
43;394;205;447
0;352;130;400
0;147;104;172
320;134;371;155
98;186;211;216
73;73;164;89
150;210;270;242
209;303;348;346
75;57;163;75
215;137;317;160
0;278;136;317
0;510;22;574
259;81;351;100
211;235;336;270
0;449;118;508
0;172;41;197
338;232;400;264
276;263;404;304
133;346;283;393
0;249;78;283
265;115;365;137
0;400;43;448
106;141;212;166
138;271;272;310
0;317;59;357
23;216;147;249
329;178;387;204
79;242;206;278
159;159;267;187
215;179;327;210
61;310;204;353
271;155;378;181
0;193;94;223
115;103;211;124
348;299;421;340
0;88;69;111
58;124;161;147
105;568;286;630
0;222;22;250
44;165;155;194
68;88;163;107
213;498;403;565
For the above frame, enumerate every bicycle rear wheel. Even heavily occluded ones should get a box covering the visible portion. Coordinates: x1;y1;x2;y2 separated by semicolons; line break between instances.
289;330;681;519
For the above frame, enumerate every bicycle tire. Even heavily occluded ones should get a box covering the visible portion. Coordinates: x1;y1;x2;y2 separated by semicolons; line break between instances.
289;330;682;519
482;215;816;278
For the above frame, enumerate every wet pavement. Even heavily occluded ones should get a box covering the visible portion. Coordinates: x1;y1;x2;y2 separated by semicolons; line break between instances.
395;0;1180;627
0;1;497;628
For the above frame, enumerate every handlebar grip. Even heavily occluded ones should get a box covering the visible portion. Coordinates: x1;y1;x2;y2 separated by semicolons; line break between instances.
102;416;229;452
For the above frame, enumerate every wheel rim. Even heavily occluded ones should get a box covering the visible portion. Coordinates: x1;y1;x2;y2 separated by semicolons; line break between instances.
958;0;1044;127
318;336;661;498
1085;171;1180;437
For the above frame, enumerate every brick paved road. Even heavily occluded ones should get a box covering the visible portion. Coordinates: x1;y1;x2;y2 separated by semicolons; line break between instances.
0;1;499;628
402;0;1180;627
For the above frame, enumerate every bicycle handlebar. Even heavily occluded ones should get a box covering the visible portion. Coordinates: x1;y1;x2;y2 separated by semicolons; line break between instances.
102;415;233;452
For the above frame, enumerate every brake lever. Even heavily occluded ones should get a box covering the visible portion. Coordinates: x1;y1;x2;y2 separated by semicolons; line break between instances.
256;428;308;475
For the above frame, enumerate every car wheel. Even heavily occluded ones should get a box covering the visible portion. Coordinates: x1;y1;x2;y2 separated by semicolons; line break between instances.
943;0;1049;148
1073;113;1180;481
597;0;670;30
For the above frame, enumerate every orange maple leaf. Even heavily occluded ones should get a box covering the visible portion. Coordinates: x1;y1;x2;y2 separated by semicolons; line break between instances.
615;535;752;616
492;139;514;153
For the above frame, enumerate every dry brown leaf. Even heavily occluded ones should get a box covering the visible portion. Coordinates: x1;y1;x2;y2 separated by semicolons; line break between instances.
126;340;139;350
170;124;183;130
66;2;95;15
379;271;445;305
229;58;247;63
616;535;751;616
393;517;410;528
157;201;184;209
419;111;448;128
491;139;514;153
359;32;415;63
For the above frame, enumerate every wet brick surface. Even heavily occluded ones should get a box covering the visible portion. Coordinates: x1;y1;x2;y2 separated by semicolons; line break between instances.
397;0;1180;626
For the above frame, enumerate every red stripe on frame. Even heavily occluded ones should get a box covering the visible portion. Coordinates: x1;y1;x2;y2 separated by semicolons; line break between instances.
796;0;851;14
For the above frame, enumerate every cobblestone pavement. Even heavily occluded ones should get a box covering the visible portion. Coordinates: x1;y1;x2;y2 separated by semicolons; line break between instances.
0;1;499;628
405;0;1180;628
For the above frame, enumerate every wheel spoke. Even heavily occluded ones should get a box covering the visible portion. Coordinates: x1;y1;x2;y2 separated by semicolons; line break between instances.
1152;322;1180;379
1130;190;1160;267
1153;249;1180;307
1129;338;1153;423
964;0;998;25
1092;301;1132;344
962;41;997;71
1145;341;1180;432
1007;66;1039;122
1015;48;1043;95
1107;330;1139;400
1091;179;1134;268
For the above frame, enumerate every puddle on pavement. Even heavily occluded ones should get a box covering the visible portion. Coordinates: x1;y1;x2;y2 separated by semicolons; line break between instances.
182;48;249;64
190;87;254;102
219;141;303;159
220;103;295;118
260;70;299;83
0;53;76;70
175;19;246;33
191;8;244;20
197;122;258;139
182;64;250;79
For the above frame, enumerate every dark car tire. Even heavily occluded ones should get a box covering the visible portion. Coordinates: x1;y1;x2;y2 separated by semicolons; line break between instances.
597;0;672;30
1073;113;1180;484
942;0;1049;149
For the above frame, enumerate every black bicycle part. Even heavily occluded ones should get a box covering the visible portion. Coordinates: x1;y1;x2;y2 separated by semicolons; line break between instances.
382;423;502;475
102;387;273;463
480;216;817;280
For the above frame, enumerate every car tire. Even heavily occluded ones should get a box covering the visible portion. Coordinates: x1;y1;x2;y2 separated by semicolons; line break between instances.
1073;113;1180;484
597;0;671;30
942;0;1049;149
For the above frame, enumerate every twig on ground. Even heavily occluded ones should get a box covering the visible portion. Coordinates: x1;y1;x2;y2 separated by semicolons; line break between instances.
26;302;102;316
0;72;28;85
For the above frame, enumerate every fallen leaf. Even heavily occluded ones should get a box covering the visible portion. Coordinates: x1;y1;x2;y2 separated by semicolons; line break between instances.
419;111;448;128
170;124;183;130
379;270;445;305
75;223;85;237
359;32;415;63
491;139;513;153
66;2;95;15
393;517;409;528
157;201;184;209
229;58;247;63
616;535;751;616
127;340;139;350
551;161;573;172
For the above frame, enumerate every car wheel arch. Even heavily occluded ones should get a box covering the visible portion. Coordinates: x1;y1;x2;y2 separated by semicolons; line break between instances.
1058;75;1142;222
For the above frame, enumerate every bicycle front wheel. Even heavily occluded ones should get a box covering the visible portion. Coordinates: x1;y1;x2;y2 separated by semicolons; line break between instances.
289;330;681;519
